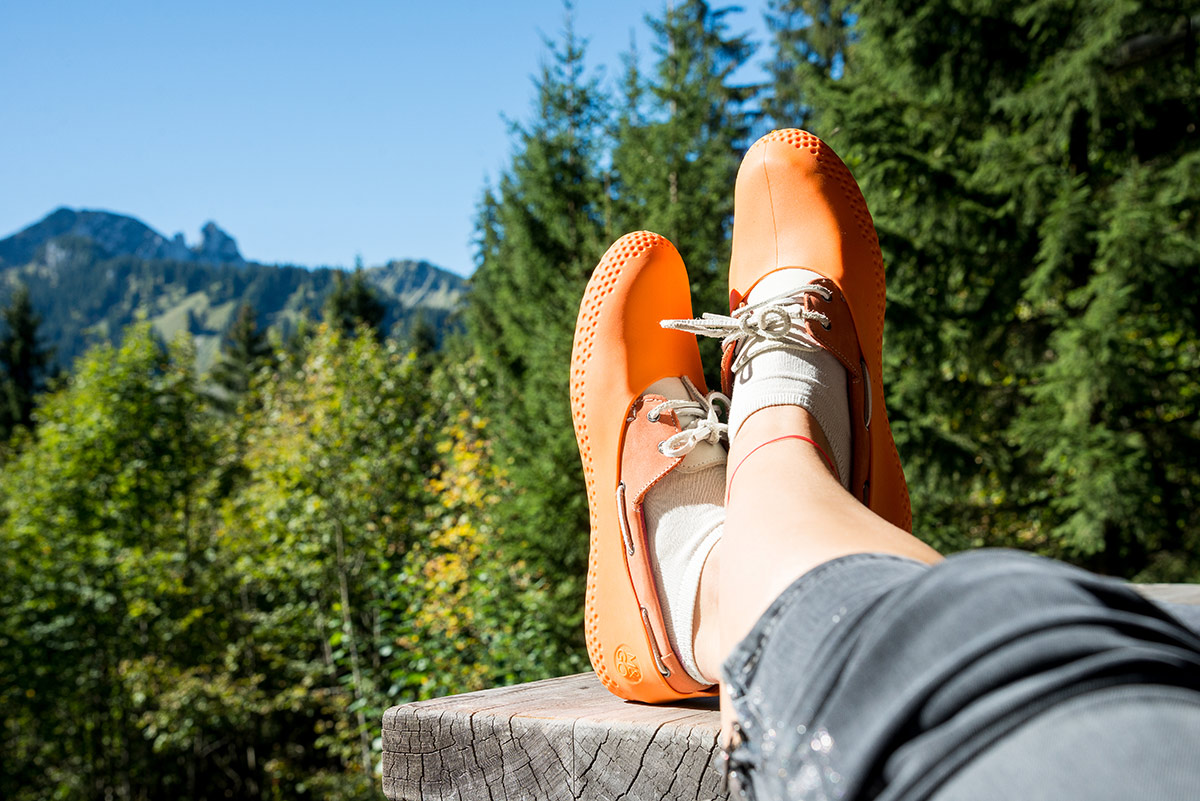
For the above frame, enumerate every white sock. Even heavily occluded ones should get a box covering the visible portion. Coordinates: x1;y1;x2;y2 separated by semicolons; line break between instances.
642;378;724;686
728;269;852;488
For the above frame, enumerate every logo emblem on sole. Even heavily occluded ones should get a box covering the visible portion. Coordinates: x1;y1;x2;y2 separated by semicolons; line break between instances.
614;645;641;682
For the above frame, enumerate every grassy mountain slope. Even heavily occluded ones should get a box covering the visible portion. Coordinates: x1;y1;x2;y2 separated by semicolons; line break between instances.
0;209;466;371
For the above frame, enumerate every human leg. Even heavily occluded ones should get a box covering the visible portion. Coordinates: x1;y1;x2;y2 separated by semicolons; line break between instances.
720;549;1200;801
571;127;950;701
718;406;940;656
661;128;943;683
695;131;1200;799
570;128;1200;800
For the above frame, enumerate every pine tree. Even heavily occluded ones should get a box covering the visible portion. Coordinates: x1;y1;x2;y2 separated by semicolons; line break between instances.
770;1;1200;577
324;266;386;340
466;8;609;619
611;0;758;337
0;284;52;436
764;0;854;128
404;311;440;362
210;303;272;411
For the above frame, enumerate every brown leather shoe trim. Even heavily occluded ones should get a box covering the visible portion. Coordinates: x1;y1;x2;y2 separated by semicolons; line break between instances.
720;343;737;397
805;280;871;503
803;280;860;373
617;394;716;695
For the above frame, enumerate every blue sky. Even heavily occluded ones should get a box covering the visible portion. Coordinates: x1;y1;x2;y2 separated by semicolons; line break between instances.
1;1;771;277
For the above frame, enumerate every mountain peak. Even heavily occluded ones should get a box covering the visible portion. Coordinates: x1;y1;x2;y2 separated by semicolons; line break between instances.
0;207;468;372
0;208;246;268
366;258;466;311
196;221;243;265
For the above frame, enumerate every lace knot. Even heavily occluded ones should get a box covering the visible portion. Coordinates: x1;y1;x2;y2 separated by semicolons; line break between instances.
647;376;730;458
749;304;794;338
659;283;835;375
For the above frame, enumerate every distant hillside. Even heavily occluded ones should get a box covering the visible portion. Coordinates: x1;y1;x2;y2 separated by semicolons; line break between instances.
0;208;468;371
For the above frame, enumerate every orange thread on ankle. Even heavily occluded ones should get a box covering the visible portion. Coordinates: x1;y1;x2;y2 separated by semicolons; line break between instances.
725;435;838;503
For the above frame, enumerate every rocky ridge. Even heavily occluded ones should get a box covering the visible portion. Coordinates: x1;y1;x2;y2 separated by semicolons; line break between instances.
0;208;468;370
0;208;247;268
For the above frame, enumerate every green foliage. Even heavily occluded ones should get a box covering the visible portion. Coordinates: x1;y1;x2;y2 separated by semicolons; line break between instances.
0;283;52;435
775;0;1200;577
0;326;226;799
0;321;568;800
465;12;609;645
403;311;441;362
765;0;853;126
209;303;272;412
222;323;432;783
323;267;388;341
395;355;588;698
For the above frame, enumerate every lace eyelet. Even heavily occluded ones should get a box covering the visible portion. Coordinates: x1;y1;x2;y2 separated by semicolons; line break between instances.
657;442;668;455
647;410;660;423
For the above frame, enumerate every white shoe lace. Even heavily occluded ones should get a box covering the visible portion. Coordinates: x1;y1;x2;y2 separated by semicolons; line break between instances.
660;284;834;375
646;375;730;458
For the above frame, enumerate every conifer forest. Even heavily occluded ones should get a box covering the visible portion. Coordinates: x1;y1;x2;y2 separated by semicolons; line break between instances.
2;2;1198;798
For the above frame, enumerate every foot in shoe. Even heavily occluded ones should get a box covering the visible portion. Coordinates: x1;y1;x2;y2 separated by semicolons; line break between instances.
570;230;728;702
641;377;727;686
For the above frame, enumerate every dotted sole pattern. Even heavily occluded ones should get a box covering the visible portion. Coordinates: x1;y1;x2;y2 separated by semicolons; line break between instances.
570;231;663;694
748;129;913;530
750;128;887;335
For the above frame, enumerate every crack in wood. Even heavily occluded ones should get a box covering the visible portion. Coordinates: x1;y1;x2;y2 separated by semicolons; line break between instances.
467;706;496;801
386;676;729;800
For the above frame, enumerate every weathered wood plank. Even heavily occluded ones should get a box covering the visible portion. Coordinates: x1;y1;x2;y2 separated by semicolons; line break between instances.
382;673;723;801
382;583;1199;800
1134;583;1200;605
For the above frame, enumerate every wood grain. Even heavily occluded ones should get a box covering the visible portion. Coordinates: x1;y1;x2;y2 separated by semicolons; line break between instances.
382;673;723;801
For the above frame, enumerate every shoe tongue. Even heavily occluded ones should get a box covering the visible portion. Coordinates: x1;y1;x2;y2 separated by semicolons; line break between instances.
645;377;688;399
643;378;726;469
746;267;825;304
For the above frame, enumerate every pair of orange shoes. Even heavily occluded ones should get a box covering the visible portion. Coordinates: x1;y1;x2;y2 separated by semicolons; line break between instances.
569;129;913;704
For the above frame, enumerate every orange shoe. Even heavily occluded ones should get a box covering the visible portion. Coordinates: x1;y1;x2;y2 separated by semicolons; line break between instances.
670;129;911;531
570;231;726;703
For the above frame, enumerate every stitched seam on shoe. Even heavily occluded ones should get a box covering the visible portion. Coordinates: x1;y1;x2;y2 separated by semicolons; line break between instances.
761;144;779;272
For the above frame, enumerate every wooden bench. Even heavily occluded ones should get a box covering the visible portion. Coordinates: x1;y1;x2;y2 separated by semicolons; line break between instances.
381;584;1200;801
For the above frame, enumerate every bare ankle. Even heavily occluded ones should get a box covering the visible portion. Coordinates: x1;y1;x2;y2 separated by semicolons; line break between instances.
728;407;842;497
692;544;722;684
